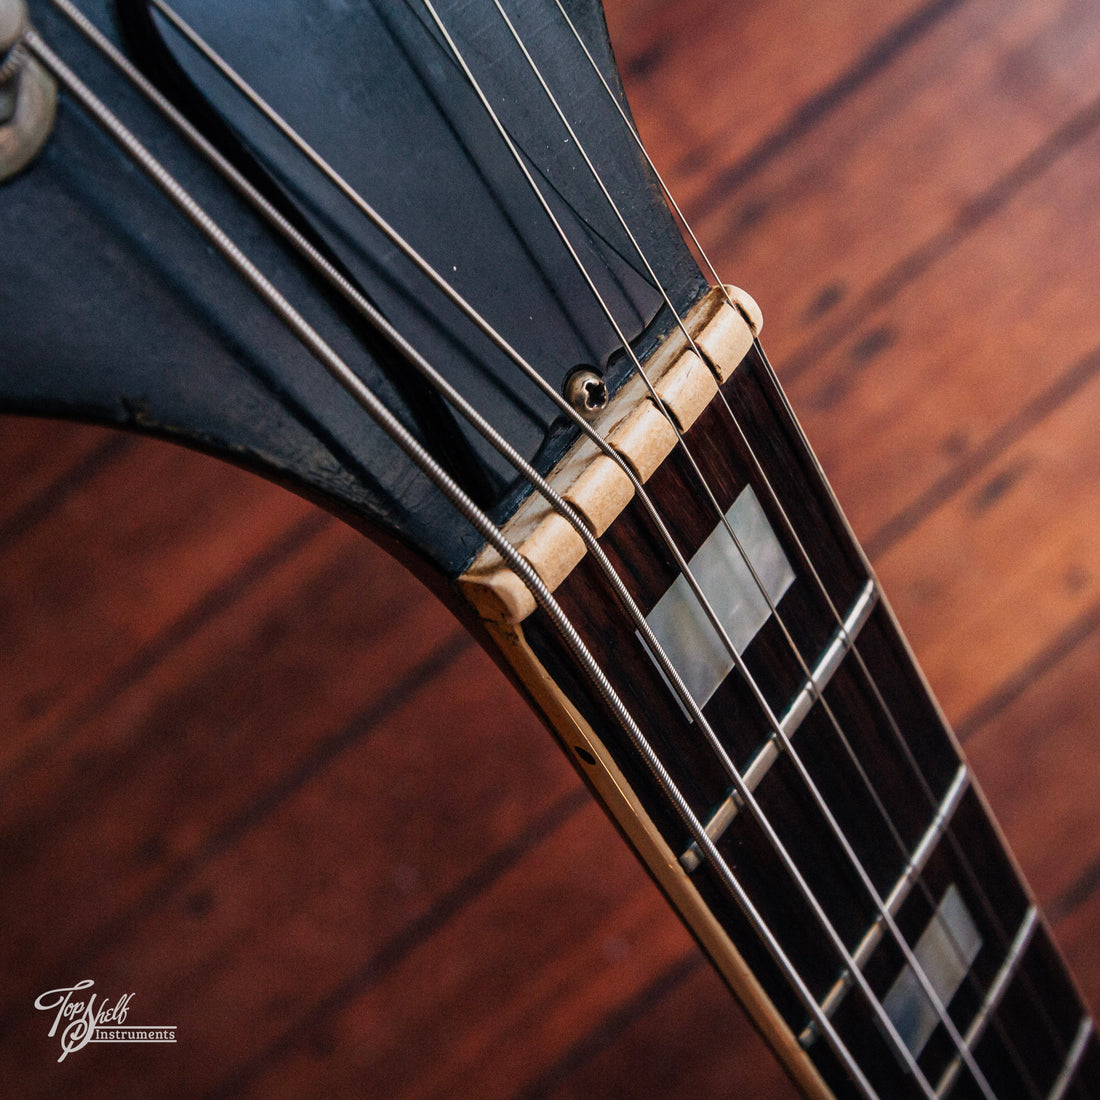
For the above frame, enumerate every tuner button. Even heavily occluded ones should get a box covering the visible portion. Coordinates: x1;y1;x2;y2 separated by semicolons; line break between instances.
0;0;56;184
0;0;26;59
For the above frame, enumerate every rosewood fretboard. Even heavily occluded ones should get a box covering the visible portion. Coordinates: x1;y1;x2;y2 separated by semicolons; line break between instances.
513;343;1100;1099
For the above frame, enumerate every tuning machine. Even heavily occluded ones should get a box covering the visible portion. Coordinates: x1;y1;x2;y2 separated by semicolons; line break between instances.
0;0;56;183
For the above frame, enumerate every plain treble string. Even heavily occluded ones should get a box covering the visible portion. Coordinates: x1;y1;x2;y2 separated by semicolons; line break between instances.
426;5;1002;1092
553;2;1066;1085
403;5;949;1091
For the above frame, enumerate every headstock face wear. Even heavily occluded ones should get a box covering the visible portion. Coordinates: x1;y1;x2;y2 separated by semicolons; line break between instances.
2;0;706;575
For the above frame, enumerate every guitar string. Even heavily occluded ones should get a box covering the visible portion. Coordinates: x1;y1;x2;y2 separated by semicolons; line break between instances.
83;0;919;1082
45;2;1082;1091
484;9;1039;1089
36;6;937;1091
549;0;1075;1079
139;0;816;656
49;2;1064;1082
60;4;1064;1091
500;4;1087;1088
136;0;987;1086
21;26;883;1096
550;7;1073;1088
419;3;1002;1091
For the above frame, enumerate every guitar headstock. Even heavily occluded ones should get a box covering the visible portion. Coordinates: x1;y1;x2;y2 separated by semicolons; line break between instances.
1;0;707;576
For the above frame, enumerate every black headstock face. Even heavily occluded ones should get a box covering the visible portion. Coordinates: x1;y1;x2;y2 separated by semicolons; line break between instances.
2;0;706;575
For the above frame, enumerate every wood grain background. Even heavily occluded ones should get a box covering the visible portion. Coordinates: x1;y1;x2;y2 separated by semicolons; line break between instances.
2;0;1098;1095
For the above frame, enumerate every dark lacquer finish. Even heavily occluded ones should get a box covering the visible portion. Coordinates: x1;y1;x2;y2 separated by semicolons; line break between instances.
522;344;1099;1098
0;0;705;575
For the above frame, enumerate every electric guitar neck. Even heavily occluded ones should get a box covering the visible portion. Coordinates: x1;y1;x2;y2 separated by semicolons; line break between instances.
1;1;1097;1095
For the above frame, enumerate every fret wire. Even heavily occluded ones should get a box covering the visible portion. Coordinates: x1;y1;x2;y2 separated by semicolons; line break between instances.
799;765;970;1047
934;906;1039;1097
1046;1016;1094;1100
26;25;884;1095
742;338;1086;1088
680;579;879;873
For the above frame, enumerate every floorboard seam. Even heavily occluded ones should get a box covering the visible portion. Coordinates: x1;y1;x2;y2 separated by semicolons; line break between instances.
956;600;1100;743
865;342;1100;560
0;432;133;550
689;0;968;223
209;785;590;1099
781;87;1100;387
0;510;329;798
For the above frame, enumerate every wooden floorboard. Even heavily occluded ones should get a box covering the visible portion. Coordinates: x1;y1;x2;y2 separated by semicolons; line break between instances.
2;0;1098;1096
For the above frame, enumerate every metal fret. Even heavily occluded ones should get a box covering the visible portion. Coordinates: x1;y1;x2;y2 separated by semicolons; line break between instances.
1046;1016;1094;1100
934;906;1038;1095
799;763;970;1047
1042;1016;1095;1095
679;579;878;872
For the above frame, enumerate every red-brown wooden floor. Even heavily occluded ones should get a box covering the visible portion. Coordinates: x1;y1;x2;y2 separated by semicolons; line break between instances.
2;0;1099;1095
